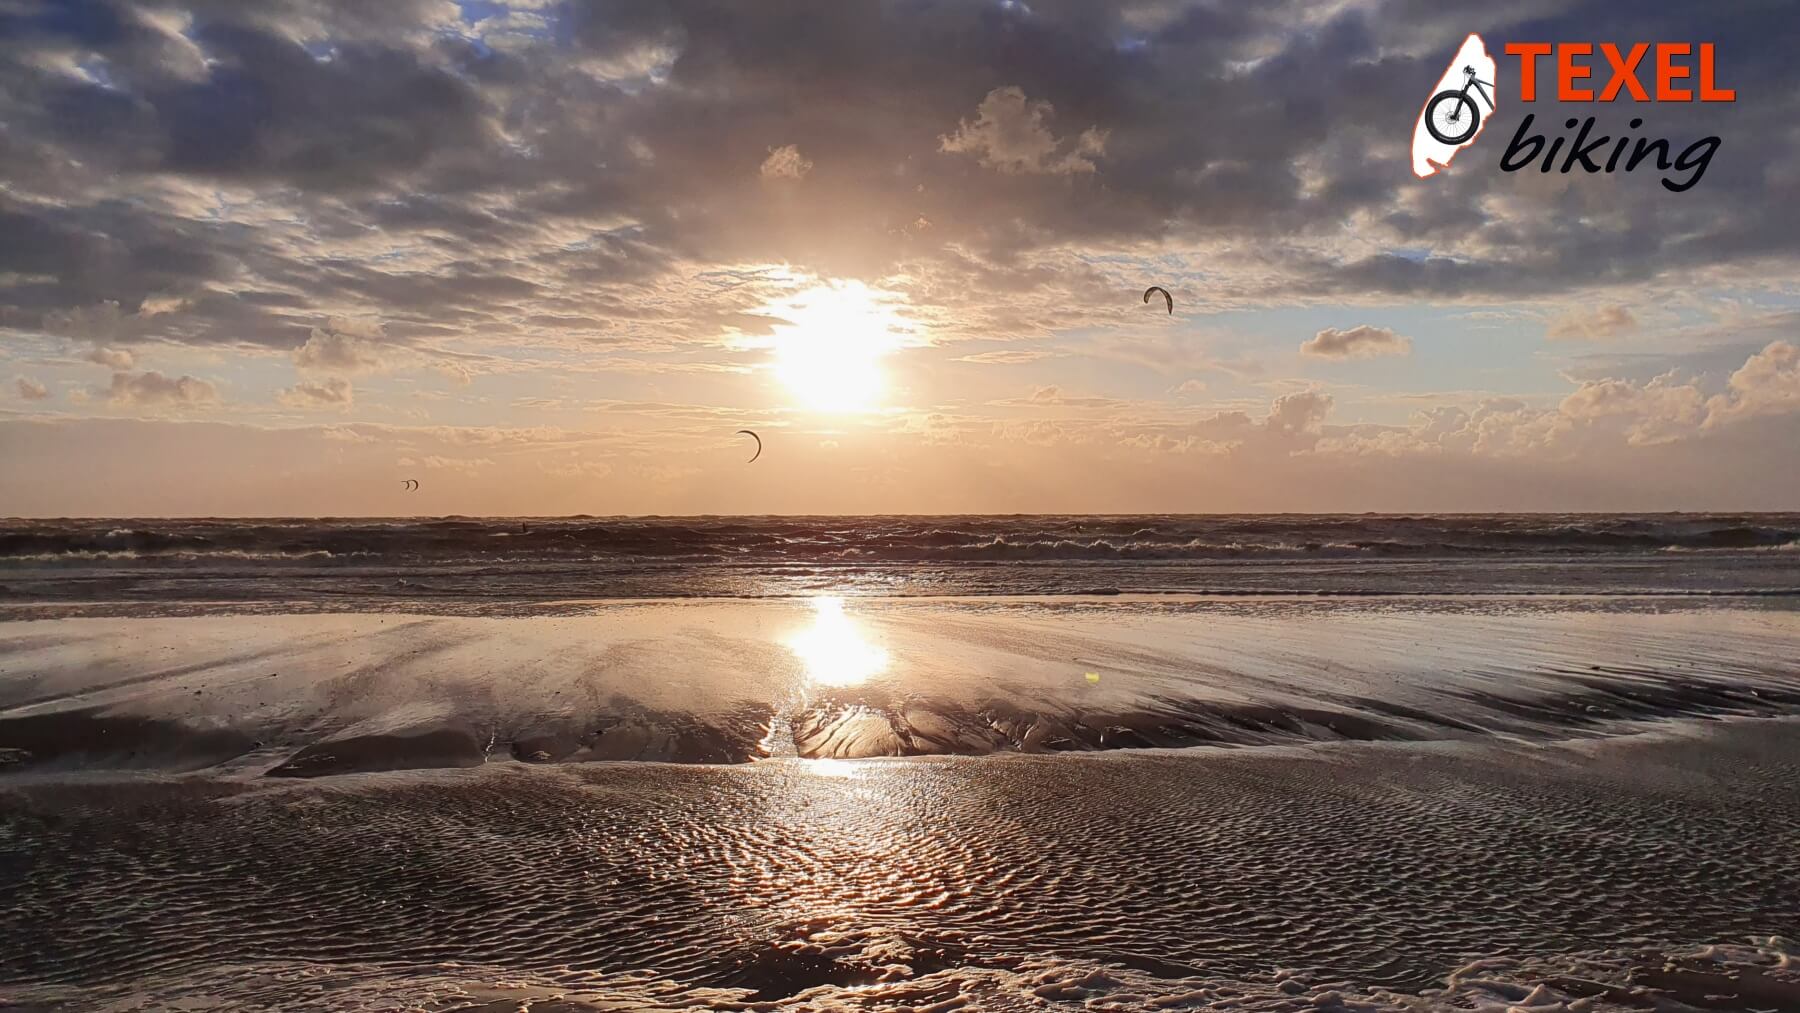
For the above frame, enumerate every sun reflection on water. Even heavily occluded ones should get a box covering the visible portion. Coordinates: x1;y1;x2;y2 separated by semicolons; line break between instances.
786;596;888;688
801;757;865;778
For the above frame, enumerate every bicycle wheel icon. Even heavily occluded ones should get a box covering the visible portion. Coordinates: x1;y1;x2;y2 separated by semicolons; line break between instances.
1412;36;1497;179
1425;90;1480;145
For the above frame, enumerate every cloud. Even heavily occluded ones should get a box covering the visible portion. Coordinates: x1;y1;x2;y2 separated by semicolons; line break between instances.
85;346;137;370
987;384;1129;409
1264;390;1333;436
953;348;1057;365
1301;325;1412;360
759;144;813;180
940;87;1107;175
104;371;219;408
0;0;1794;375
1558;373;1708;446
1092;332;1266;378
45;302;127;340
1547;305;1638;342
541;457;614;480
278;377;354;410
418;455;494;474
321;425;377;444
293;322;393;374
435;361;474;387
1319;342;1800;458
8;357;1800;515
46;305;144;368
0;1;1794;514
15;376;50;401
1537;340;1799;443
1708;339;1800;424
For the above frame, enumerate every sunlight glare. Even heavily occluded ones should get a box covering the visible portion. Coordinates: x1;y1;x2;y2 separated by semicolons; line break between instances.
785;596;889;687
760;280;912;413
801;757;867;779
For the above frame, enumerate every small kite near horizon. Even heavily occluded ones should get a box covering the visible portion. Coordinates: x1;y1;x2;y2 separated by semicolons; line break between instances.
401;479;419;491
737;429;762;463
1143;286;1173;315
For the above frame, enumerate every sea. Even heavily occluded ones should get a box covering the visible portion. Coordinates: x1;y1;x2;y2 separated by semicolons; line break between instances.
2;512;1798;609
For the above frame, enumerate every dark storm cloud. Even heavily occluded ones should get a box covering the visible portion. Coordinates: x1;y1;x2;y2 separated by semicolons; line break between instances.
0;194;241;326
0;0;1795;358
3;1;495;189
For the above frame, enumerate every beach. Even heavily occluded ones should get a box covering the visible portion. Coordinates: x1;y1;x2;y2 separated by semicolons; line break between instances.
7;0;1799;1005
2;516;1799;1010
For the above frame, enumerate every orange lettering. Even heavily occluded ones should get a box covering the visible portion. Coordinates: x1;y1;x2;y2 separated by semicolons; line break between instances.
1698;43;1734;101
1656;43;1692;101
1506;42;1552;101
1598;43;1649;101
1558;42;1593;100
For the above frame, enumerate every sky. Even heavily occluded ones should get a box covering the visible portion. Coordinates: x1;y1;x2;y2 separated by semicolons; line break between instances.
2;0;1798;516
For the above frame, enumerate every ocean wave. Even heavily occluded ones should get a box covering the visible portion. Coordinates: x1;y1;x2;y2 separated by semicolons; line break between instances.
826;536;1380;561
1;548;366;563
1663;538;1800;553
2;515;1797;596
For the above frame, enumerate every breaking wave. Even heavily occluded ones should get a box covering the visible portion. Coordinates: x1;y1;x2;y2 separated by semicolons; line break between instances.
5;514;1798;563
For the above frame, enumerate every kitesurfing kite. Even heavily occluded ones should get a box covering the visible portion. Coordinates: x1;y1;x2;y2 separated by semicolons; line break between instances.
401;479;419;491
737;430;762;463
1144;286;1174;315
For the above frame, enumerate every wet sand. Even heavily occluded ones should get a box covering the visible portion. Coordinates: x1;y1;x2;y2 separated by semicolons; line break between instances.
2;598;1798;775
2;722;1798;1009
2;597;1798;1009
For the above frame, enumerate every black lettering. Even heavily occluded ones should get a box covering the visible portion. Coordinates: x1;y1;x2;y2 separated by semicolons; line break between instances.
1606;117;1643;172
1542;132;1567;172
1664;136;1718;192
1627;136;1672;172
1500;113;1542;172
1496;112;1716;192
1560;117;1609;173
1605;136;1630;171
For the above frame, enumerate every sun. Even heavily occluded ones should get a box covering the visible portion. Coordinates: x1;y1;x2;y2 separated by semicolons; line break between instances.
758;279;911;413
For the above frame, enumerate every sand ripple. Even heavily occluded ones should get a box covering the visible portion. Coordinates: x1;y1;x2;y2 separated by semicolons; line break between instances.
2;722;1797;1008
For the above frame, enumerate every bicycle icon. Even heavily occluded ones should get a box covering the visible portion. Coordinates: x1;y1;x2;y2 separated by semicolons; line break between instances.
1425;66;1496;145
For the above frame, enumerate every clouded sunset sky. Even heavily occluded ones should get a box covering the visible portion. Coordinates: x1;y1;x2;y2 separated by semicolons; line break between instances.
2;0;1797;515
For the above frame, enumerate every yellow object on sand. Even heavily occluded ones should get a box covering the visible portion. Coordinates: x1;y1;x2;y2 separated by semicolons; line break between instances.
1085;671;1100;684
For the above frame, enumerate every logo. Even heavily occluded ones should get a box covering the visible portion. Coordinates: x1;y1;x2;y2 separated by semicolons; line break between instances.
1412;34;1498;179
1414;40;1734;191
